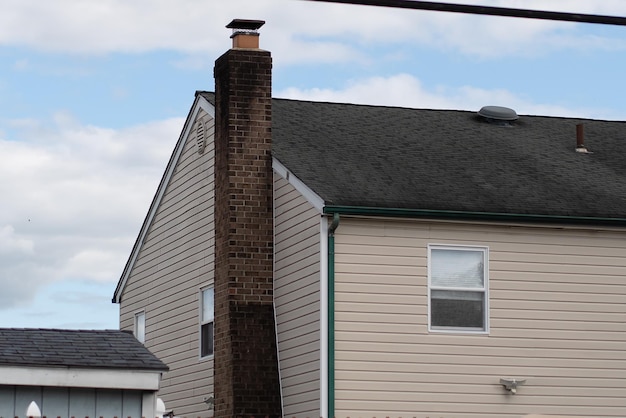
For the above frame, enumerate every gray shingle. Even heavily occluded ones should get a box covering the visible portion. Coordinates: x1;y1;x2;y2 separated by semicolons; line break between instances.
0;328;168;371
200;91;626;221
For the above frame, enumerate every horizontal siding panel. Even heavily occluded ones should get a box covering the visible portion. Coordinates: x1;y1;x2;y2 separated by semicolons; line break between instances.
338;301;421;315
337;359;626;379
336;402;625;418
334;218;626;418
491;298;625;313
491;279;626;295
275;279;319;310
491;308;625;322
337;273;423;287
493;270;626;285
281;373;320;392
336;380;626;398
275;229;318;260
276;309;321;334
429;224;626;247
336;282;421;296
337;253;421;267
273;175;320;418
335;351;624;371
275;255;319;282
336;330;626;351
338;396;623;417
275;289;319;313
278;330;321;353
336;262;422;276
490;327;625;341
493;250;626;267
336;341;624;361
337;311;420;325
278;350;320;370
337;289;424;305
491;317;625;332
491;289;624;304
275;244;319;274
491;240;626;257
338;370;626;390
492;260;625;276
120;112;215;417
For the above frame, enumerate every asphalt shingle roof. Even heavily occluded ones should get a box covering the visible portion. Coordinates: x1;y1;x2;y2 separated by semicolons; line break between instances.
0;328;168;371
200;91;626;220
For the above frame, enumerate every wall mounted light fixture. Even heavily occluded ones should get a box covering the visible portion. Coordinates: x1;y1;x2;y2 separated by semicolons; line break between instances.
500;378;526;394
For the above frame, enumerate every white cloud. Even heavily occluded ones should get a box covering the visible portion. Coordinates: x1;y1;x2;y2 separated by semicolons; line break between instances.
0;114;181;308
1;0;625;60
276;73;623;119
0;225;34;254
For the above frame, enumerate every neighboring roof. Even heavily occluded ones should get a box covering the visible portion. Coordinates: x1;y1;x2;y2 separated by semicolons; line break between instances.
0;328;168;371
201;91;626;221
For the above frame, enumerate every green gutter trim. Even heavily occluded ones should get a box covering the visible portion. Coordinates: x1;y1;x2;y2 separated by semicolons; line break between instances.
327;213;340;418
323;205;626;227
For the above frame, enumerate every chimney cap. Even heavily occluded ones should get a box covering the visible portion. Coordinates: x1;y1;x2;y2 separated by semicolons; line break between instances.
226;19;265;31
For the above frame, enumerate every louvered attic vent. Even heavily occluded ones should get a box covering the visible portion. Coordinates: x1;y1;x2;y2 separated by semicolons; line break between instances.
196;121;206;154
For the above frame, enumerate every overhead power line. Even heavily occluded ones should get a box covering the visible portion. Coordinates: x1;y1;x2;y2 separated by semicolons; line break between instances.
306;0;626;26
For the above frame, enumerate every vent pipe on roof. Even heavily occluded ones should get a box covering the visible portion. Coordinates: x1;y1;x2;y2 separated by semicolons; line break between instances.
226;19;265;49
576;123;589;153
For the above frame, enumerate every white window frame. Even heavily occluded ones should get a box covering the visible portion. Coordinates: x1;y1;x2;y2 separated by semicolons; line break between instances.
428;244;489;334
200;287;214;359
134;310;146;343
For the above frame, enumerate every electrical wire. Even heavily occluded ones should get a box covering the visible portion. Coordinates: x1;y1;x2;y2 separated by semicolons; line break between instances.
305;0;626;26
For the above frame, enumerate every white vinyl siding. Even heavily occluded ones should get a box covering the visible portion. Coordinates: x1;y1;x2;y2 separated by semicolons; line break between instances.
273;173;321;418
334;217;626;418
118;108;215;417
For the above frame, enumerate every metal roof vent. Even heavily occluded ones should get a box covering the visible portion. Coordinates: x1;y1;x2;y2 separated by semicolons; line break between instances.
478;105;518;126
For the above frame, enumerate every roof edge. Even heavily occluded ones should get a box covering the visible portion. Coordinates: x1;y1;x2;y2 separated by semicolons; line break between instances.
322;205;626;227
112;94;215;303
0;365;165;390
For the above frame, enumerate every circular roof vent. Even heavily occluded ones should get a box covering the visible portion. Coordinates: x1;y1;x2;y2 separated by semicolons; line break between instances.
478;105;518;121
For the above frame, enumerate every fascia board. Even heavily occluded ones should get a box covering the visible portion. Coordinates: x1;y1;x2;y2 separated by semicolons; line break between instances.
113;95;215;303
0;365;163;390
272;158;324;213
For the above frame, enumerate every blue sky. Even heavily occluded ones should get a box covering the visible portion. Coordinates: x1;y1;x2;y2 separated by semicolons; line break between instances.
1;0;626;329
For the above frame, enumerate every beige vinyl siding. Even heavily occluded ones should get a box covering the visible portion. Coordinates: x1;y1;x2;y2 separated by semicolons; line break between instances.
119;109;215;417
273;174;321;417
334;218;626;418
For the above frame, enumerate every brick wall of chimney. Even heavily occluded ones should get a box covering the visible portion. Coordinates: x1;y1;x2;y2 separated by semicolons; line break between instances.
213;47;282;418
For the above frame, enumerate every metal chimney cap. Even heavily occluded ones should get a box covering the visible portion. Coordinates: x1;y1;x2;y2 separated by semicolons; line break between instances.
226;19;265;31
478;105;519;121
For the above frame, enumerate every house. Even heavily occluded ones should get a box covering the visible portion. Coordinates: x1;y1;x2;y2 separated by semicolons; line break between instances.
0;328;168;418
112;19;626;418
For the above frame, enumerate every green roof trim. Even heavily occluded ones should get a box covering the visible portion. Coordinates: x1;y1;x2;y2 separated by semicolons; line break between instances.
323;205;626;227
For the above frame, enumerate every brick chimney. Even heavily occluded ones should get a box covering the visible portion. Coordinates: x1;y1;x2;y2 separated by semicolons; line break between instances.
213;19;281;418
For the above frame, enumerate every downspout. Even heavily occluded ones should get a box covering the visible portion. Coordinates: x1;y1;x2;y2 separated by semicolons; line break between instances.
327;212;340;418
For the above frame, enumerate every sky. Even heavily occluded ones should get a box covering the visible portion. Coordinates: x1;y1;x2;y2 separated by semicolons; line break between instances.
1;0;626;330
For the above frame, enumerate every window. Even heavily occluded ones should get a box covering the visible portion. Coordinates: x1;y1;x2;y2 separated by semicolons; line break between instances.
201;287;214;357
428;245;488;332
134;311;146;343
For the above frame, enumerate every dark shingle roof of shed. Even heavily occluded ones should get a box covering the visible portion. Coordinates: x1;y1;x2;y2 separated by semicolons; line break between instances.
0;328;168;371
200;92;626;220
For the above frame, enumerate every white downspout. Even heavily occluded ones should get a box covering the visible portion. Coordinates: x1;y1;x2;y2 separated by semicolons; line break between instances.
320;215;329;418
